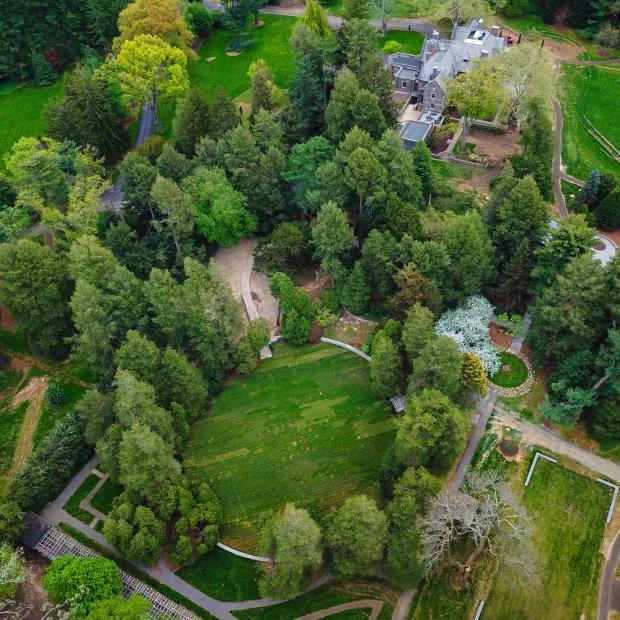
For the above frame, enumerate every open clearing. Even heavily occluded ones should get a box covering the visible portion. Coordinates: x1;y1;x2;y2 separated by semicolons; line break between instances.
0;77;64;171
184;343;395;552
411;451;609;619
559;65;620;180
158;14;296;136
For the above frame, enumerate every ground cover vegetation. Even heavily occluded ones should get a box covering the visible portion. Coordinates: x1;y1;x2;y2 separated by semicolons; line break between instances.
0;0;618;615
410;447;610;619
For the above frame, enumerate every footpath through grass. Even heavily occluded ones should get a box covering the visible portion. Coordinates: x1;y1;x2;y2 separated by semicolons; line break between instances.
0;77;64;171
234;580;398;620
184;343;395;552
559;65;620;180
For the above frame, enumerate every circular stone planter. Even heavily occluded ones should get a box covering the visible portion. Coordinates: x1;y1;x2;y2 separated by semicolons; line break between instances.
487;348;534;397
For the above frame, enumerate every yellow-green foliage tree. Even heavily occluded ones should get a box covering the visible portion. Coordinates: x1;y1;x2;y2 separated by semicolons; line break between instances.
446;58;507;130
114;0;195;57
460;351;487;397
301;0;333;38
114;34;189;129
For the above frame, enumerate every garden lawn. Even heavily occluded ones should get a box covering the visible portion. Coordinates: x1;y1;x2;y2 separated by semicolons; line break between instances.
559;65;620;180
184;343;395;552
482;458;609;619
377;30;424;55
158;15;296;137
178;546;260;602
0;401;28;473
89;477;124;515
0;77;64;171
63;474;100;524
32;381;85;449
234;580;397;620
490;351;528;388
410;453;609;620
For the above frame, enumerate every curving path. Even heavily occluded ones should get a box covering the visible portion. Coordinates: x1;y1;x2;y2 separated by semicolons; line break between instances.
297;599;383;620
552;97;570;218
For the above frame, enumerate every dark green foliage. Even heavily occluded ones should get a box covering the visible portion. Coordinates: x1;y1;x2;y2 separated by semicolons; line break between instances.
394;388;468;471
528;253;609;365
156;144;195;183
173;88;211;157
576;169;600;207
596;190;620;230
209;87;240;138
370;331;402;398
45;381;67;406
247;319;271;354
0;240;71;358
43;556;122;617
288;55;325;139
12;411;90;512
548;350;598;403
341;261;370;315
0;499;24;544
46;66;128;162
591;391;620;441
254;222;310;273
0;175;17;208
389;263;441;318
510;98;554;200
32;53;57;86
184;3;213;36
410;141;434;203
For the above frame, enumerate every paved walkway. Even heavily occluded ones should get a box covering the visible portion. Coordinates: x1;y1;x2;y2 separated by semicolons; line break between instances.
599;529;620;620
493;405;620;482
552;96;569;219
297;599;383;620
204;1;438;36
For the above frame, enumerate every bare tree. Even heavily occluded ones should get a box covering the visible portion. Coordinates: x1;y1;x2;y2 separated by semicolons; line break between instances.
421;470;538;589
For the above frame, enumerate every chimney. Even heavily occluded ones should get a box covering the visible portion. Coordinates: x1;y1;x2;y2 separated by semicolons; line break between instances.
432;30;439;38
491;24;500;36
427;38;440;55
478;18;484;27
481;50;489;58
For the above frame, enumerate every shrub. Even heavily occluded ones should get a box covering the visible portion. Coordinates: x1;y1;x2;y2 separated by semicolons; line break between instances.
0;500;24;544
596;190;620;230
185;4;213;36
32;53;57;86
0;543;24;600
43;556;122;617
46;381;67;406
383;40;402;54
247;318;271;354
135;136;165;163
313;303;336;328
281;307;310;345
319;289;340;313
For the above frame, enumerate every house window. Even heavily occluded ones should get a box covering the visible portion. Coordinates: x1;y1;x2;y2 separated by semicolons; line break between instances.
431;103;435;109
431;93;436;99
402;81;407;88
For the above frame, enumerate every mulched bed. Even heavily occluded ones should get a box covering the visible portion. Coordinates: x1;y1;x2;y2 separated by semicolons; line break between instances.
489;322;514;348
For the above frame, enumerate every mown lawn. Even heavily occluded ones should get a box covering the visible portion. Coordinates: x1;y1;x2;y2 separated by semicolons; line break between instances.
482;458;609;619
0;77;64;171
63;473;100;524
158;14;297;137
184;343;395;552
178;546;260;602
32;381;85;449
234;580;397;620
559;65;620;180
490;351;528;388
90;477;124;515
411;453;609;619
377;30;424;55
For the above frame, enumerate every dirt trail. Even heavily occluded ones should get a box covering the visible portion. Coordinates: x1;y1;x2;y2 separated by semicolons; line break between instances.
3;375;49;480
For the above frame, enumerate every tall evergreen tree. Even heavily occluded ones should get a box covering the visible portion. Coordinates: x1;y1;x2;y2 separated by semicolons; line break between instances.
173;87;210;157
209;87;239;138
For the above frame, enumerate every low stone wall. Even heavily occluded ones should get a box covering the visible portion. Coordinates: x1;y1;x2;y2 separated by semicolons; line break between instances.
487;348;534;397
319;337;371;362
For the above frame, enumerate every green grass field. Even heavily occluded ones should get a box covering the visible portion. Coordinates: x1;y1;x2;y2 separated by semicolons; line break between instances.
63;474;100;524
490;352;528;388
559;65;620;180
32;381;85;449
0;77;64;171
410;452;609;620
158;15;297;137
234;580;397;620
178;547;260;602
377;30;424;55
90;477;124;515
184;343;395;551
0;401;29;473
482;458;609;619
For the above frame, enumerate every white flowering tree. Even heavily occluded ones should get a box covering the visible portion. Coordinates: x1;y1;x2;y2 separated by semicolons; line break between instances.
435;296;500;376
